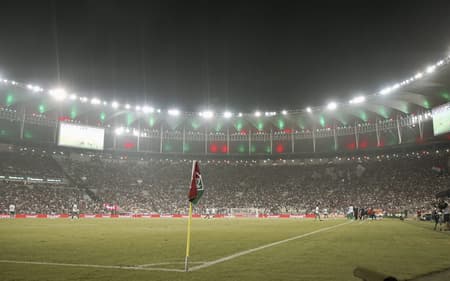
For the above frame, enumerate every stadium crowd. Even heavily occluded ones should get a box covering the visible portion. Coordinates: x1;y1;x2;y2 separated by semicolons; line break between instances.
0;148;449;215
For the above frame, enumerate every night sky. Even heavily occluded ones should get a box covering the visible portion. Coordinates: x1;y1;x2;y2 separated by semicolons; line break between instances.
0;0;449;112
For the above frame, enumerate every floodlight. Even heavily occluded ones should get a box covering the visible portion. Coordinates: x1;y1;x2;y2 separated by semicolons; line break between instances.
200;110;214;119
327;102;337;110
111;101;119;109
380;87;392;95
142;106;154;113
114;127;124;135
90;98;101;105
349;96;366;104
168;109;180;116
223;111;233;119
49;88;67;101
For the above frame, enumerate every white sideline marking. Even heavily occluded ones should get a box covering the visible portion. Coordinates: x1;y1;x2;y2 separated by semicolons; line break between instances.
137;261;207;268
0;260;185;272
189;221;352;272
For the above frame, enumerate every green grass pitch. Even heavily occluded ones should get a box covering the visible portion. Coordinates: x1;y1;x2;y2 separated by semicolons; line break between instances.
0;218;449;281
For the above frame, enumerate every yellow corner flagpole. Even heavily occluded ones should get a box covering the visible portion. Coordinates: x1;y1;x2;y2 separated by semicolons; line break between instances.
184;201;193;272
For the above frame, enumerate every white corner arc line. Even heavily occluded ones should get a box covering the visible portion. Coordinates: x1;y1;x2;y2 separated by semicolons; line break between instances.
189;221;352;272
0;260;185;273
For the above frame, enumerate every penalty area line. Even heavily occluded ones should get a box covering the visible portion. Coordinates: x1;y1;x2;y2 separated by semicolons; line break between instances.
189;220;353;272
0;259;185;273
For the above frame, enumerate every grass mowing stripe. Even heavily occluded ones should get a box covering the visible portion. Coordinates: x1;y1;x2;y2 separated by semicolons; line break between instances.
189;220;352;272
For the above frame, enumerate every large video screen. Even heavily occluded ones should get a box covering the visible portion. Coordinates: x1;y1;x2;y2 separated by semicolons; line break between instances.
432;102;450;136
58;123;104;150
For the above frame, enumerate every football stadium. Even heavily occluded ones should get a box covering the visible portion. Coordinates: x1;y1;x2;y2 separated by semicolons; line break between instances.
1;1;450;281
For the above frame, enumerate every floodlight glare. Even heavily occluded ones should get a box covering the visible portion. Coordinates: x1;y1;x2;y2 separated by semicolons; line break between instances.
306;107;312;113
414;72;423;79
380;87;392;95
69;94;77;100
327;102;337;110
114;127;124;135
201;110;214;119
426;65;436;73
281;110;288;115
142;106;154;113
125;104;131;109
168;109;180;116
223;111;233;119
238;112;243;117
80;97;88;103
349;96;366;104
135;105;141;111
111;101;119;109
90;98;101;105
49;88;67;101
254;111;261;117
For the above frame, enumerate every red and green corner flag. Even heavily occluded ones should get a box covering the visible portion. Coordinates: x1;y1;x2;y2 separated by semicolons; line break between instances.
188;160;204;205
185;160;204;272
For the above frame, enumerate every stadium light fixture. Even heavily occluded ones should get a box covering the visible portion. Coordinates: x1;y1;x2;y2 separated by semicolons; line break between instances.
349;96;366;104
200;110;214;119
49;88;67;101
168;109;180;116
80;96;88;103
281;110;288;115
27;84;43;93
102;101;108;106
327;102;337;111
223;111;233;119
135;105;141;111
114;127;124;135
142;105;154;114
238;112;243;117
125;104;131;110
254;111;261;117
111;101;119;109
426;65;436;73
69;94;77;100
306;107;312;113
414;72;423;79
90;98;101;105
379;87;392;95
156;109;161;113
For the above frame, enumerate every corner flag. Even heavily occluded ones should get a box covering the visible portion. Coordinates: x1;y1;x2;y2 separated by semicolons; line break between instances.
188;160;204;205
185;160;204;272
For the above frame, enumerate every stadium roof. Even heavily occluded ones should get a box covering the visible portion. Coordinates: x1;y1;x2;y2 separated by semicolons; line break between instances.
1;54;450;131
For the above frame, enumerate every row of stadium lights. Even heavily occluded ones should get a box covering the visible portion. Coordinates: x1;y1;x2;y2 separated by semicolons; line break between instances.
1;55;449;118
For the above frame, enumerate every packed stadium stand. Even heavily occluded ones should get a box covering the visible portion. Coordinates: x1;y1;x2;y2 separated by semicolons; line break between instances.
1;145;449;215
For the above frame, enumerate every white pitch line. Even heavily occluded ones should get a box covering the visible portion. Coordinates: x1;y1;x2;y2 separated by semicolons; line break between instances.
189;221;353;272
137;261;207;268
0;260;185;273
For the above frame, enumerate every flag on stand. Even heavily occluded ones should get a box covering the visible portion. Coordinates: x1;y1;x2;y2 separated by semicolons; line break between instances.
188;161;204;205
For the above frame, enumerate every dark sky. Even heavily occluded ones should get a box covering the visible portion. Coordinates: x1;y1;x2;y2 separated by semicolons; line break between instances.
0;0;450;112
